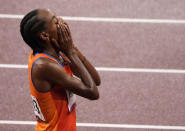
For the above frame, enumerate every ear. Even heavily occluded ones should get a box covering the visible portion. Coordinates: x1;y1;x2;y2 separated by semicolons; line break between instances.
39;32;50;43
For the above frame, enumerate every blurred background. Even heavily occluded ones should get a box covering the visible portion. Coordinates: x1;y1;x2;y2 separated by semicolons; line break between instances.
1;0;185;130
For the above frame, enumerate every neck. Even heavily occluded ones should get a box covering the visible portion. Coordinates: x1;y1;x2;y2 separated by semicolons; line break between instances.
42;49;59;61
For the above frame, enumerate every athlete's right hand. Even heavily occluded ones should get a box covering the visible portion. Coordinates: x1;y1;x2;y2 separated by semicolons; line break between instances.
57;22;74;55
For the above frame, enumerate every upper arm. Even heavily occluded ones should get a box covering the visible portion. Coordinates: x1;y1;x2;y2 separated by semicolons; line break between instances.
34;59;98;100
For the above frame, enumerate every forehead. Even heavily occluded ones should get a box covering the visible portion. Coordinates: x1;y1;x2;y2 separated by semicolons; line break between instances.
37;9;54;22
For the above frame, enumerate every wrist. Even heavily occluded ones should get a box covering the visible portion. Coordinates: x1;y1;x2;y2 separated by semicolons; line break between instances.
72;46;86;62
66;48;76;57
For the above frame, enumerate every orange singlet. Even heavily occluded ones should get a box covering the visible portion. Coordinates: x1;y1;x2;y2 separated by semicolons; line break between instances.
28;52;76;131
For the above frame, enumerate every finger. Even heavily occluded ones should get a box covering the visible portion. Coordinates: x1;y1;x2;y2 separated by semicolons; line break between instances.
64;25;71;36
57;24;65;44
62;24;71;39
64;25;73;43
58;17;65;24
63;24;70;37
60;24;69;42
57;24;61;38
63;23;71;36
59;17;68;27
61;24;74;46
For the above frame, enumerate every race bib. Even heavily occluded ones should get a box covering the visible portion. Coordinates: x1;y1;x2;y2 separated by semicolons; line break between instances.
31;96;45;121
66;90;76;113
59;53;77;112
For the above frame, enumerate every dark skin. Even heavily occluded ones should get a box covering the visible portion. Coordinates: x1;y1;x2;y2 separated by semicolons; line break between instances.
32;9;100;100
56;17;101;85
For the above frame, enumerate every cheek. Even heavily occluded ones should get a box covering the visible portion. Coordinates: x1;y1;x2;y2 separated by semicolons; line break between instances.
49;26;58;40
53;30;58;41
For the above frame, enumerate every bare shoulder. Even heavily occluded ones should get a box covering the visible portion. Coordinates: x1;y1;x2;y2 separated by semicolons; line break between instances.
32;58;61;79
31;58;62;92
32;58;68;82
33;58;56;73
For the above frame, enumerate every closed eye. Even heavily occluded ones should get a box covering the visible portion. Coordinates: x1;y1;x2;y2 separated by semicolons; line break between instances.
55;20;59;25
53;17;59;25
50;15;59;25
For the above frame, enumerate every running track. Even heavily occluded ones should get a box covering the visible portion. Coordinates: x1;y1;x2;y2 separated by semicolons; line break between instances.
1;0;185;131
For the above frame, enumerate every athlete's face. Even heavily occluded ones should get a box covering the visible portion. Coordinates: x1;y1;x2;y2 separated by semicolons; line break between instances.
38;9;59;41
37;9;67;51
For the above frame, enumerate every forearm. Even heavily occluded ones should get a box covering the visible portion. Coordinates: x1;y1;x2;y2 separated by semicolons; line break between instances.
73;46;101;86
67;49;97;90
56;20;100;85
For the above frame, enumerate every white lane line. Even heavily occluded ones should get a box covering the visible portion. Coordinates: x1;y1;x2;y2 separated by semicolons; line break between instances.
0;14;23;19
96;67;185;73
0;14;185;24
0;64;185;74
0;120;185;130
0;120;36;125
0;64;28;69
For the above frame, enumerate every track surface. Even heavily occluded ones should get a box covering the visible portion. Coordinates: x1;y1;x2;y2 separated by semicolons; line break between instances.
1;0;185;131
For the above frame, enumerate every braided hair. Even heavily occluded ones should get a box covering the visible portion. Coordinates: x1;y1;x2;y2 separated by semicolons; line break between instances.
20;9;46;54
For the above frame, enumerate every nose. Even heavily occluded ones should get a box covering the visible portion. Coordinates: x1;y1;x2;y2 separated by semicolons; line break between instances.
58;17;67;25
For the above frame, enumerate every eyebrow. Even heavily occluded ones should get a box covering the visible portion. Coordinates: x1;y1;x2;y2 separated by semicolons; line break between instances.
50;15;55;22
50;14;57;23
